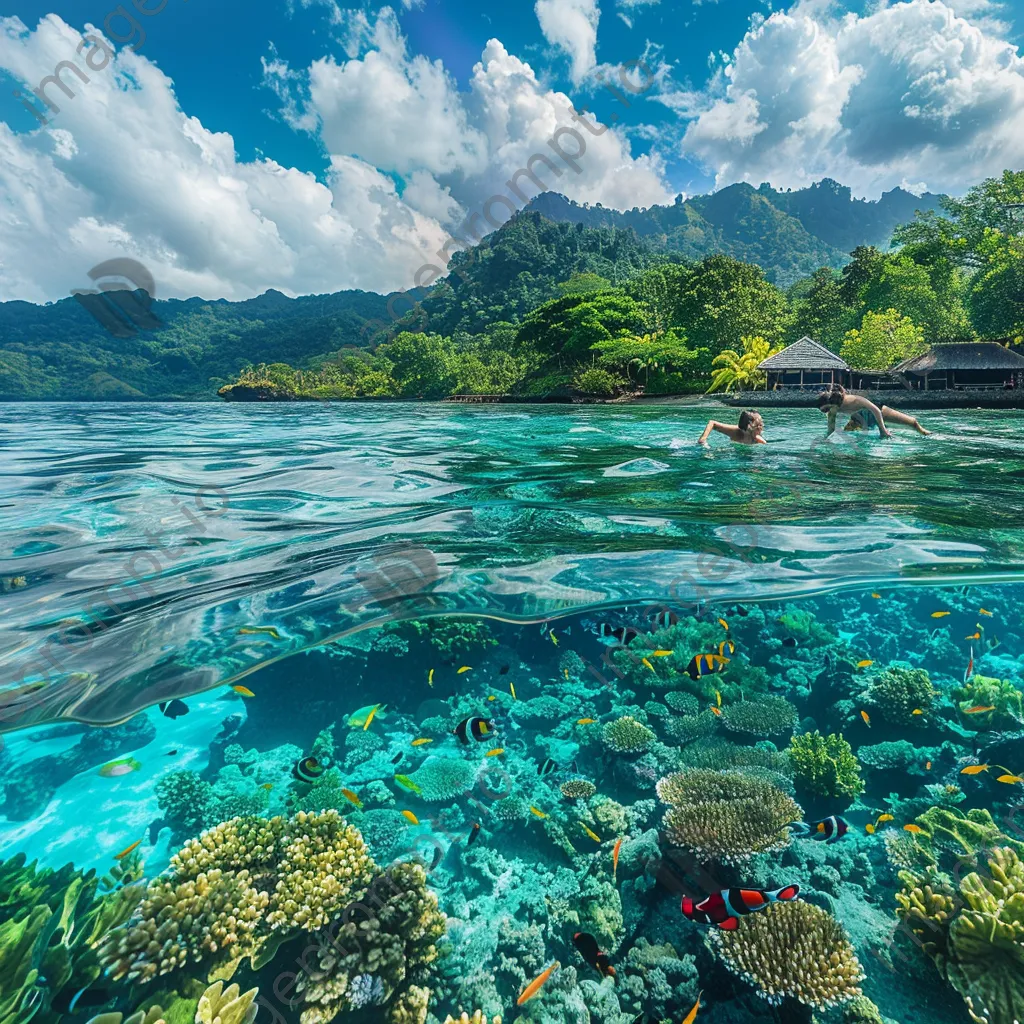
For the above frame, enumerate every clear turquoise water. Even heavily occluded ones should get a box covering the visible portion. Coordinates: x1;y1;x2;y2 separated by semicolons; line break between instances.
1;403;1023;1024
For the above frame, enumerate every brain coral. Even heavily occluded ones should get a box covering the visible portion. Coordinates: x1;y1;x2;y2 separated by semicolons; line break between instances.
721;696;798;738
406;757;479;802
603;716;656;754
97;811;375;983
560;779;598;800
711;899;864;1009
656;769;801;865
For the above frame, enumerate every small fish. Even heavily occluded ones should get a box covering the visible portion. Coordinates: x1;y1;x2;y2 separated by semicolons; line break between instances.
529;806;548;819
517;961;559;1006
856;660;874;669
457;666;472;674
591;623;640;646
912;708;924;715
499;664;510;674
412;737;433;747
468;822;481;846
961;764;990;774
803;815;849;843
682;990;703;1024
963;705;996;714
487;695;497;701
781;637;798;647
564;669;569;680
573;932;616;978
114;839;143;860
709;705;722;716
648;608;680;628
539;758;558;776
997;774;1024;784
340;788;363;809
454;716;496;743
641;657;655;672
428;668;434;687
395;774;423;794
293;755;327;783
865;823;876;834
904;824;925;834
651;649;674;657
549;630;558;646
681;884;800;929
717;640;735;658
965;632;981;640
485;747;505;757
579;822;601;842
871;592;882;599
577;718;596;725
98;758;141;778
260;783;273;790
877;814;894;823
232;685;255;697
715;689;722;708
238;625;281;639
613;837;622;877
717;617;729;631
401;810;420;825
392;752;405;764
979;608;993;616
348;704;388;727
964;647;974;683
510;682;517;700
860;710;871;727
686;653;729;681
925;761;932;770
363;704;380;731
165;749;178;756
931;611;951;618
158;699;189;719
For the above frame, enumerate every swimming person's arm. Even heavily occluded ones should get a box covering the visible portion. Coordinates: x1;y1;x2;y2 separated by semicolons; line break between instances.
699;421;740;444
849;396;892;438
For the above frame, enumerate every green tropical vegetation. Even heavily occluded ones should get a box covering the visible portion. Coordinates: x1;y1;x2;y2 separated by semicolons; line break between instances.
2;172;1022;402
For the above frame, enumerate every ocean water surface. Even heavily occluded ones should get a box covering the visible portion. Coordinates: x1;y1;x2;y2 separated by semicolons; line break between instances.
1;402;1023;1024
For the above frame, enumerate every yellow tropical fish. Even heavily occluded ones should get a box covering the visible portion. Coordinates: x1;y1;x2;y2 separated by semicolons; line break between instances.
641;657;655;673
564;669;569;680
340;788;363;809
394;774;423;794
529;806;548;819
904;824;925;834
412;737;433;746
487;695;497;701
485;747;505;757
717;618;729;631
856;660;873;669
715;690;722;708
232;685;255;697
960;764;989;775
114;839;143;860
517;961;559;1006
579;822;601;842
238;626;281;639
260;783;273;791
979;608;993;616
965;631;981;640
871;593;882;599
613;837;622;877
860;710;871;727
549;630;558;646
577;718;596;725
427;668;434;687
363;704;380;731
401;810;420;825
931;611;951;618
651;650;674;657
911;708;924;715
865;823;876;834
682;990;703;1024
708;705;722;716
997;774;1024;784
877;814;894;823
457;666;472;674
510;682;517;700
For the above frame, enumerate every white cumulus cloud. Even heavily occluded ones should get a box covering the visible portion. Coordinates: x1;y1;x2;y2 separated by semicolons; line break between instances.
534;0;600;84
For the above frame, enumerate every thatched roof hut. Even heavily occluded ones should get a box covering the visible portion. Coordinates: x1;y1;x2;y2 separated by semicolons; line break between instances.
892;342;1024;390
758;336;850;389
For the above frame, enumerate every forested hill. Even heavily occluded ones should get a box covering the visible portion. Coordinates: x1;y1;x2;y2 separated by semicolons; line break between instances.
524;180;944;286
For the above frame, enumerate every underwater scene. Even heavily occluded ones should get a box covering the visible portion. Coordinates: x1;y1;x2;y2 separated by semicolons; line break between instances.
2;403;1024;1024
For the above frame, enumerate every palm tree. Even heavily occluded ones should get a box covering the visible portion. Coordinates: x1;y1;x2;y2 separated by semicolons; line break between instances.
706;335;780;393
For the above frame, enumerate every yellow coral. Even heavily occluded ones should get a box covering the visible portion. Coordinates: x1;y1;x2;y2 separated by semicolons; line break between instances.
196;982;259;1024
711;899;864;1009
442;1014;502;1024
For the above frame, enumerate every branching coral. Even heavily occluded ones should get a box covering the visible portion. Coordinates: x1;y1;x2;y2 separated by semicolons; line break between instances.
656;769;801;865
789;731;864;799
711;899;864;1009
405;757;478;802
864;664;937;724
720;696;798;738
602;716;655;755
97;811;375;984
663;709;718;744
156;770;213;838
385;618;497;658
294;861;446;1024
442;1014;501;1024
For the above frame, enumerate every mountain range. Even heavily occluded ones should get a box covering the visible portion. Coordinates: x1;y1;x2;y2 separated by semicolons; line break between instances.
0;179;945;401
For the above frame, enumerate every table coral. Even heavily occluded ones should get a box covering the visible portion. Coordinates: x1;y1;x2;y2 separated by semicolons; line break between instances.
602;716;655;755
656;769;801;865
406;757;479;802
711;899;864;1009
789;730;864;799
720;695;798;738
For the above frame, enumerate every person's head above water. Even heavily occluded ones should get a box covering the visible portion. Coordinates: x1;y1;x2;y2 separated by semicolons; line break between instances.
737;410;764;436
816;385;847;412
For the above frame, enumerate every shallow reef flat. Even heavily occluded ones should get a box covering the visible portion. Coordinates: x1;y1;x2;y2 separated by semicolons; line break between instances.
2;586;1023;1024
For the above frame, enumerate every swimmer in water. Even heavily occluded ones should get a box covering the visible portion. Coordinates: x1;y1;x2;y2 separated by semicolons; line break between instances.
816;386;929;438
698;409;767;446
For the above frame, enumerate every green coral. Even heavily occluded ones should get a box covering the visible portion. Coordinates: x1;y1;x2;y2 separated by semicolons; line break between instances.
864;664;937;724
952;674;1024;728
195;982;259;1024
602;716;655;755
720;695;797;737
656;769;801;865
663;709;718;744
385;619;497;658
898;807;1024;871
97;811;375;984
405;757;478;802
156;771;213;838
711;899;864;1009
294;860;446;1024
789;731;864;799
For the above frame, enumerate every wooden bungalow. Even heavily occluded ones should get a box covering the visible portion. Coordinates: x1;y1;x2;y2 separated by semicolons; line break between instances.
758;336;851;389
891;342;1024;391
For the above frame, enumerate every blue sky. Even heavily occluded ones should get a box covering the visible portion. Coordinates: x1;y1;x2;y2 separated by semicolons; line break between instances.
0;0;1022;301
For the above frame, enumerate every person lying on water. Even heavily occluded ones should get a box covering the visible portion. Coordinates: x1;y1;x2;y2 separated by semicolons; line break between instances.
816;386;930;438
698;409;767;446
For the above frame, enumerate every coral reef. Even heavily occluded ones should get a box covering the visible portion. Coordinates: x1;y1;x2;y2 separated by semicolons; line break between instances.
952;674;1024;728
863;664;937;724
406;758;479;802
656;769;801;864
602;716;655;755
711;899;864;1009
720;695;798;737
559;779;597;800
789;731;864;799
